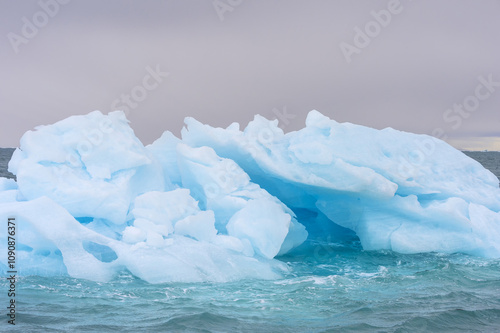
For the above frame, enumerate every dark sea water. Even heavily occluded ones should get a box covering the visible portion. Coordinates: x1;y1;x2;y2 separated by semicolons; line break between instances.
0;148;15;180
1;148;500;332
463;151;500;180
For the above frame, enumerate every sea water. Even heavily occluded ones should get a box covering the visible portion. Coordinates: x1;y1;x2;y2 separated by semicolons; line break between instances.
1;149;499;332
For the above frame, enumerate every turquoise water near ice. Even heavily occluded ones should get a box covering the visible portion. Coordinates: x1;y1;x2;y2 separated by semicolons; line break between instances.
1;149;500;332
2;239;500;332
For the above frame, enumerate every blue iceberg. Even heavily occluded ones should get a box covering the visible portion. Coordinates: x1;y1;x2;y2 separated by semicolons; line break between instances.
1;110;499;283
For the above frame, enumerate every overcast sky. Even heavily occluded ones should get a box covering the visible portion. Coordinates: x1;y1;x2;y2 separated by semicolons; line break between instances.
1;0;499;150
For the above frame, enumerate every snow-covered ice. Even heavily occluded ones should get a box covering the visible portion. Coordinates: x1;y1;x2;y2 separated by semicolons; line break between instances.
1;110;500;282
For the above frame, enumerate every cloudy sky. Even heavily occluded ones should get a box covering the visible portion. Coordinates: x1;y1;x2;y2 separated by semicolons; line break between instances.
1;0;499;150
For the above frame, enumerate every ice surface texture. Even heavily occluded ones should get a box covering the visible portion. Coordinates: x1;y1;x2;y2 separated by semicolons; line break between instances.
1;110;499;282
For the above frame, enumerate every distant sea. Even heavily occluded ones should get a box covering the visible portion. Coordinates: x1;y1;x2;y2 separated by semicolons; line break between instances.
463;151;500;181
0;148;15;179
1;148;500;332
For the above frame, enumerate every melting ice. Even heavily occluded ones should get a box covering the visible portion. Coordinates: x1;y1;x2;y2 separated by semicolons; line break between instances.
1;110;499;283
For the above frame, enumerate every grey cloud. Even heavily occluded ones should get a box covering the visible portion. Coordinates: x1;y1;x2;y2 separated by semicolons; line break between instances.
1;0;499;149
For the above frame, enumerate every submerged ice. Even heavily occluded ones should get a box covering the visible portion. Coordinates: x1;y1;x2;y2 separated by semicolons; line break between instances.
1;110;499;283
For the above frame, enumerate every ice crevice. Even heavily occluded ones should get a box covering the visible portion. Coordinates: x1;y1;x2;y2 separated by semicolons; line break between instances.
1;109;500;283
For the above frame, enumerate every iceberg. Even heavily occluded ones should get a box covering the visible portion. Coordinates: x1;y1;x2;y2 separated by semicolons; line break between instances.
0;111;302;282
1;109;500;283
7;111;166;224
182;110;500;257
